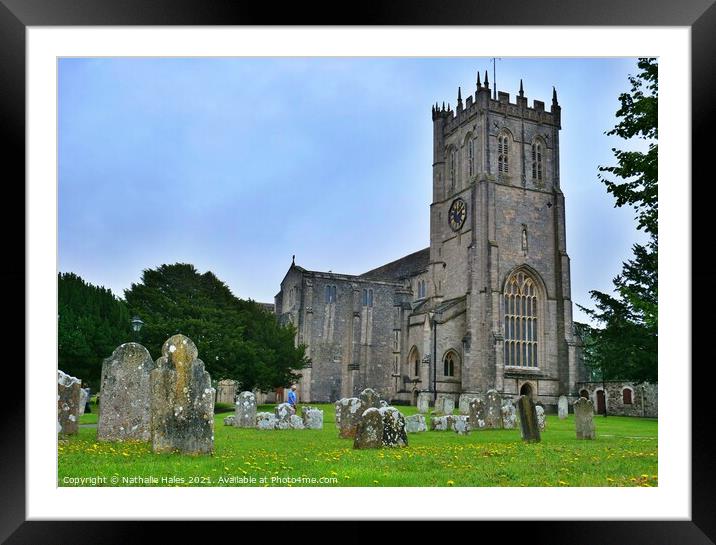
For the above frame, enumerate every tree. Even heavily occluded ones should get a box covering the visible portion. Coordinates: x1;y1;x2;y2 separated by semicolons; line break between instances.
58;272;131;390
123;263;307;391
578;58;658;385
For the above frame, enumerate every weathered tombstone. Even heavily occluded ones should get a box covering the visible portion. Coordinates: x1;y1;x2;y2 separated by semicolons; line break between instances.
574;397;596;440
78;388;90;416
234;391;257;428
379;406;408;447
430;415;452;431
379;400;389;408
558;395;569;419
485;390;503;428
417;393;431;414
405;414;427;433
335;397;365;438
468;398;487;431
302;407;324;430
516;395;541;443
97;343;155;442
256;412;277;430
434;396;450;415
443;398;455;415
453;415;471;435
536;405;546;431
215;379;238;405
353;408;384;449
150;335;215;455
290;414;305;429
58;370;81;435
223;415;236;426
458;394;481;415
275;403;294;429
359;388;381;410
501;398;517;429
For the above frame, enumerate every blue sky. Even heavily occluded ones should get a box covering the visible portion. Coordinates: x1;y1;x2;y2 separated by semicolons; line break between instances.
58;57;649;325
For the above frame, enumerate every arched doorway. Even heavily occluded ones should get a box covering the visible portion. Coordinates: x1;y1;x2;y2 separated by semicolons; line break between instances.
579;389;589;399
596;389;606;415
520;382;534;398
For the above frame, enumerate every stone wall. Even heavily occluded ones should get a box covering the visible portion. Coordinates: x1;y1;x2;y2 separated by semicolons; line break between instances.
576;381;658;418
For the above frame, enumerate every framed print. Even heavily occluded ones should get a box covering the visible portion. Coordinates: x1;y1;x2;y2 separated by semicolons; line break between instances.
1;0;713;542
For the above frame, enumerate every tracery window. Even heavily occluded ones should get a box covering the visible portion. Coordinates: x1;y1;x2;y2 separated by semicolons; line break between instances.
504;271;538;368
443;351;456;377
531;141;543;182
498;134;509;174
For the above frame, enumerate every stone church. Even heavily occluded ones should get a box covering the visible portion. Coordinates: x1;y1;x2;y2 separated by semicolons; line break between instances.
274;72;585;411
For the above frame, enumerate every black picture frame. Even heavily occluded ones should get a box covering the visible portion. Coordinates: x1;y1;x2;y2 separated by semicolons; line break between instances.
2;1;711;542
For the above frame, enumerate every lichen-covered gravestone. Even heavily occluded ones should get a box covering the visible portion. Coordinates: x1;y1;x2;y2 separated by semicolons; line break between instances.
234;391;257;428
435;396;454;415
150;335;215;455
574;397;596;440
458;394;481;415
430;415;452;431
405;414;427;433
535;405;546;431
256;412;277;430
97;343;155;442
501;398;517;429
417;393;431;414
468;398;487;431
275;403;294;429
290;415;305;429
353;408;384;449
223;415;236;426
453;415;471;435
359;388;381;410
301;407;324;430
485;390;504;428
335;397;365;438
557;395;569;419
379;406;408;447
58;370;81;435
516;395;541;443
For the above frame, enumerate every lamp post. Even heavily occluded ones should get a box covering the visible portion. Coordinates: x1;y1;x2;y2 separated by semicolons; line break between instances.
131;316;144;342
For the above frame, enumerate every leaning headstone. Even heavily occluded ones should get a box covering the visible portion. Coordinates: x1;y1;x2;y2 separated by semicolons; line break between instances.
501;398;517;429
453;415;471;435
359;388;382;410
405;414;427;433
574;398;596;440
379;406;408;447
290;415;305;429
275;403;294;429
150;335;215;455
78;388;90;416
558;395;569;419
302;407;324;430
234;391;257;428
223;415;236;426
256;412;277;430
335;397;365;438
485;390;503;428
536;405;546;431
97;343;155;442
468;398;487;431
516;395;541;443
417;393;431;414
58;370;81;435
353;408;384;449
458;394;481;415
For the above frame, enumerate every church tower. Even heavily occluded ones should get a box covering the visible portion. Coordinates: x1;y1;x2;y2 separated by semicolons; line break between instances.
427;72;581;406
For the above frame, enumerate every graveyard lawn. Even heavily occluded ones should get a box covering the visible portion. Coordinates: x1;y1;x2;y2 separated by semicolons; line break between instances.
60;404;657;487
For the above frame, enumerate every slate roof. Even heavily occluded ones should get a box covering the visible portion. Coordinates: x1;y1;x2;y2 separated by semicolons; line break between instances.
358;247;430;282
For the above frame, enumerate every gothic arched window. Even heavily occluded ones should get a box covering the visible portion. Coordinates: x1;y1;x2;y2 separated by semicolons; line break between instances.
450;148;457;191
498;134;509;174
531;141;543;182
467;137;475;177
443;351;457;377
325;285;337;303
504;271;538;368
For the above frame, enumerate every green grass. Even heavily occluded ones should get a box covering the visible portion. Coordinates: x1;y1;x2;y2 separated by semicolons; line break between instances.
60;403;657;487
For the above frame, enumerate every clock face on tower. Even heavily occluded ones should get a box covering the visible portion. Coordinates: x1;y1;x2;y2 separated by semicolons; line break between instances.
448;198;467;231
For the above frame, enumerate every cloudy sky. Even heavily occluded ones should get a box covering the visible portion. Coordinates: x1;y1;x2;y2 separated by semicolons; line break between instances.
58;57;648;325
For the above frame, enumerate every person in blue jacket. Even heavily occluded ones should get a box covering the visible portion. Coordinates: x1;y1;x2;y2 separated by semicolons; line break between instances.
287;385;297;414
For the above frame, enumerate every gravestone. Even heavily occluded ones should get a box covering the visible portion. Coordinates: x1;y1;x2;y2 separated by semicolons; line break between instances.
405;414;427;433
256;412;277;430
435;396;454;415
379;400;389;408
536;405;546;431
485;390;503;428
79;388;90;416
501;398;517;429
430;415;452;431
150;335;215;455
215;379;238;405
453;415;471;435
516;395;541;443
557;395;569;419
335;397;365;438
417;393;431;414
275;403;294;429
302;407;324;430
359;388;381;410
458;394;481;415
379;407;408;447
468;398;487;431
353;408;383;449
223;415;236;426
97;343;155;442
58;370;81;435
234;391;257;428
290;415;305;429
574;398;596;440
